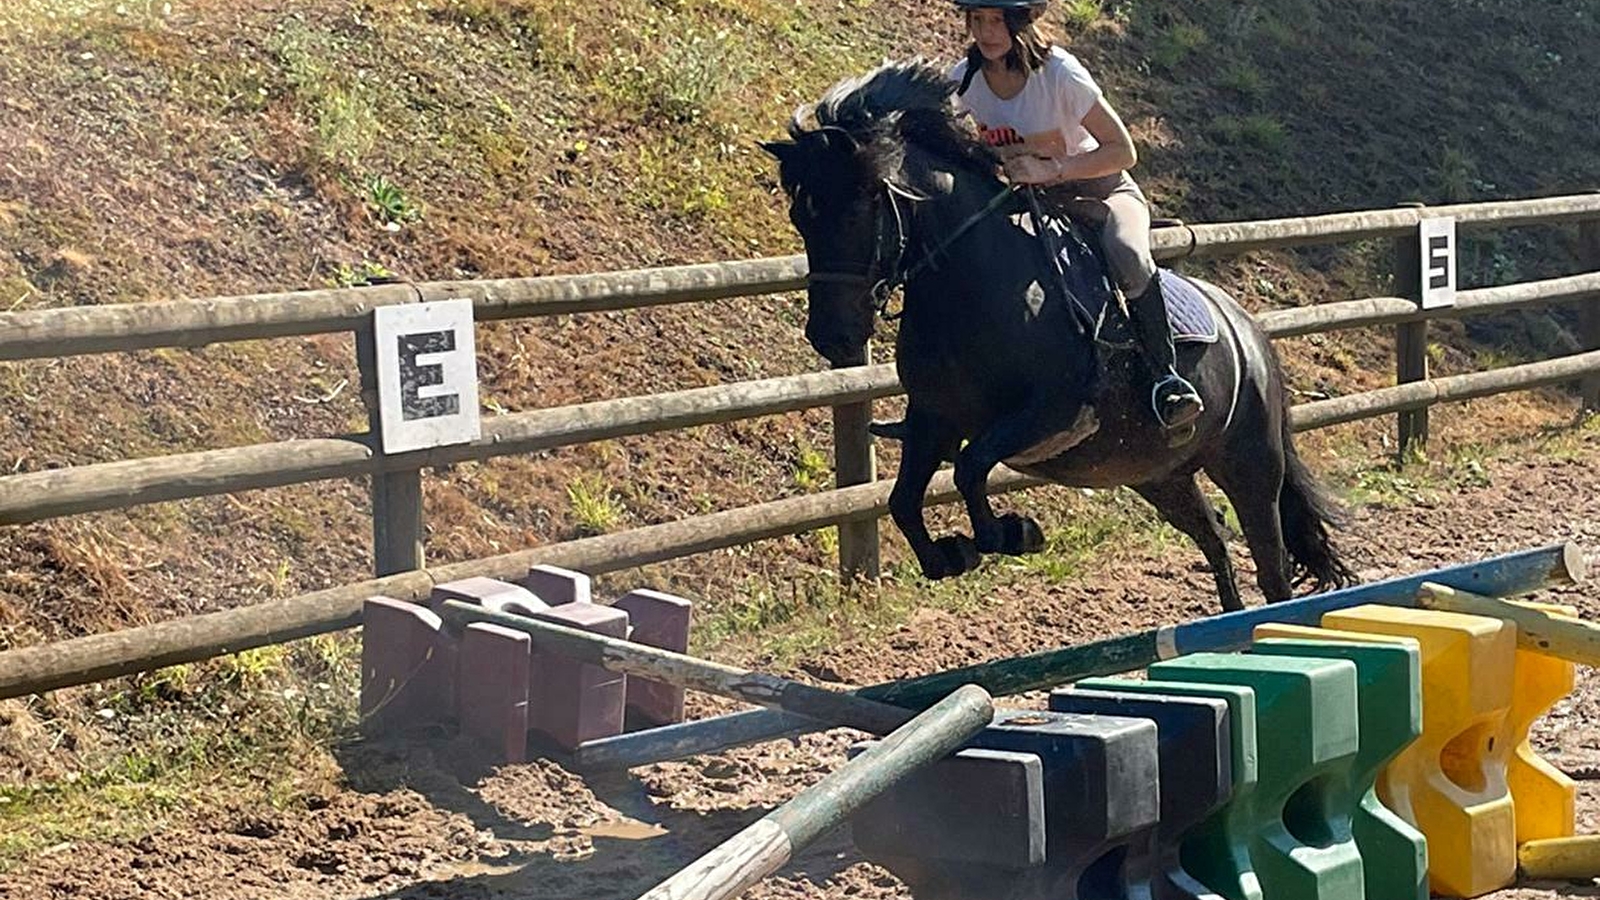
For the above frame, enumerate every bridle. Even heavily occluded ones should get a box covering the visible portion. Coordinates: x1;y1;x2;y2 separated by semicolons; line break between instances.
804;177;1018;320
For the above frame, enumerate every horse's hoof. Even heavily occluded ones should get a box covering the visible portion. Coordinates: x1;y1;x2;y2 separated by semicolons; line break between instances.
1008;515;1045;554
978;514;1045;555
926;534;981;578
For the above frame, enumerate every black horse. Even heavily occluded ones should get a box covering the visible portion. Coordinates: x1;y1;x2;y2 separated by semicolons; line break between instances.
762;60;1355;611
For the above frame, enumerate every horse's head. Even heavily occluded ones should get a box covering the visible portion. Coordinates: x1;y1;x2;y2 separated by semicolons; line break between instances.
762;60;993;366
763;125;894;365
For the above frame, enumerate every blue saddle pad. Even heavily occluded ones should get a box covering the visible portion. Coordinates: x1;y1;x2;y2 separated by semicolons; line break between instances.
1159;270;1219;344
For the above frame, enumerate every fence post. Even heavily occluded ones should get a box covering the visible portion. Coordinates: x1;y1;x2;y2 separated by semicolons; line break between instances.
1580;219;1600;412
1394;203;1429;457
356;324;426;576
832;343;880;580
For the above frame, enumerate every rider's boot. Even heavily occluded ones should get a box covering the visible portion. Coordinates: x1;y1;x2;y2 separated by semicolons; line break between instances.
1129;269;1204;443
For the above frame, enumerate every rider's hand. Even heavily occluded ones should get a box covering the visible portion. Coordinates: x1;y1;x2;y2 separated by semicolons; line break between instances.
1003;154;1063;185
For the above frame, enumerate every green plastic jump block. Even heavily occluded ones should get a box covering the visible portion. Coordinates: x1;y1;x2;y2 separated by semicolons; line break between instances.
1144;652;1366;900
1251;632;1428;900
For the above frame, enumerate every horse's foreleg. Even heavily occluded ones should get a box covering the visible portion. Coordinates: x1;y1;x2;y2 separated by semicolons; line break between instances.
888;411;975;579
1133;475;1243;612
953;401;1096;556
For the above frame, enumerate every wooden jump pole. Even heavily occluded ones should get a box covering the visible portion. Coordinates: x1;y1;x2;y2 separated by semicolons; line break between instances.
1519;836;1600;881
1417;583;1600;667
575;542;1588;771
637;684;993;900
437;600;922;735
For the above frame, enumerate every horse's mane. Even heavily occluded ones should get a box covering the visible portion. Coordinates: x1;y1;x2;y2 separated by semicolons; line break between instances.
787;58;998;178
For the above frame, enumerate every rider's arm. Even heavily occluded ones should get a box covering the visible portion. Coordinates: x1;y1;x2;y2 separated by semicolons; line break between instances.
1005;97;1138;185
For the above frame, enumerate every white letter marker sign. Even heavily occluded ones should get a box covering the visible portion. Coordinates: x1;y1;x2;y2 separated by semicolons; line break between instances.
1418;216;1457;310
374;298;482;454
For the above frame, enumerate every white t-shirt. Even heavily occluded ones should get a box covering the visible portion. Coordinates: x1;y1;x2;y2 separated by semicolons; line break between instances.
947;46;1104;158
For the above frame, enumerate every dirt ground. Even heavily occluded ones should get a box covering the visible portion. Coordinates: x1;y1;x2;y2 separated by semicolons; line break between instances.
5;429;1600;900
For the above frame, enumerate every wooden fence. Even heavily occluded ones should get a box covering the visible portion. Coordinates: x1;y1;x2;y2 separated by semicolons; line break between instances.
0;194;1597;699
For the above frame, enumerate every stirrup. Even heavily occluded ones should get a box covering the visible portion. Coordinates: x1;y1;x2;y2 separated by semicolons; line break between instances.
1150;374;1203;430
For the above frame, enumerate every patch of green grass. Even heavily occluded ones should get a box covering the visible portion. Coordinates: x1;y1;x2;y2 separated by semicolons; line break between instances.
362;174;422;226
633;141;733;220
568;472;625;534
599;17;750;127
694;487;1184;664
1151;22;1207;71
1213;114;1288;152
1433;146;1478;204
327;259;394;288
791;439;830;491
1060;0;1105;31
271;20;381;172
0;634;360;870
1217;61;1266;101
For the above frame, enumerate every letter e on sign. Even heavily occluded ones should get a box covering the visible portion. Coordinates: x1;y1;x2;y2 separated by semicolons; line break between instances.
1418;216;1456;310
374;299;482;454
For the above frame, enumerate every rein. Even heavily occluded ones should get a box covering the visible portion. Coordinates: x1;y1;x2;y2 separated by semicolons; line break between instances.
805;179;1018;321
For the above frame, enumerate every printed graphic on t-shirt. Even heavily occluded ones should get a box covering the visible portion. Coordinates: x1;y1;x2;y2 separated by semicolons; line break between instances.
978;124;1069;160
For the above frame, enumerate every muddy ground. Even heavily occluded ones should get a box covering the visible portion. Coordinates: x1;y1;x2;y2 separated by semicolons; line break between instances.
5;430;1600;900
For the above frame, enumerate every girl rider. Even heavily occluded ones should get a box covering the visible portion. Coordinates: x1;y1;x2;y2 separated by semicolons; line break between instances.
949;0;1204;435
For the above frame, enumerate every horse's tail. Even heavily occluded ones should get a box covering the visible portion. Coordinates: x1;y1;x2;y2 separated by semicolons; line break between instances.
1278;400;1358;592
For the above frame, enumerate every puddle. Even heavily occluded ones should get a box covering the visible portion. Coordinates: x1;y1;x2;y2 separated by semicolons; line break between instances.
579;820;669;841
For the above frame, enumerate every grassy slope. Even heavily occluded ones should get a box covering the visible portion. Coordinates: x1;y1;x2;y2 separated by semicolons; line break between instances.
0;0;1596;863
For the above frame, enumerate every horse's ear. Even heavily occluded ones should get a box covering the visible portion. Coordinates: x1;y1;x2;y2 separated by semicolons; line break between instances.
759;140;801;166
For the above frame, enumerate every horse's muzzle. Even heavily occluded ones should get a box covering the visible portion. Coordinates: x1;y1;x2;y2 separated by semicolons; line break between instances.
806;327;867;368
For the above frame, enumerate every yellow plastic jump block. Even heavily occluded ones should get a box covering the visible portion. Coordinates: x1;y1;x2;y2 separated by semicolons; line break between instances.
1321;605;1516;898
1506;601;1578;845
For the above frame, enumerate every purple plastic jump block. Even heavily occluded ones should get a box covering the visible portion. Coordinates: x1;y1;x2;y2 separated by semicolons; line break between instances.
519;564;592;607
431;576;549;617
530;602;629;751
613;589;693;728
360;596;458;736
457;622;534;764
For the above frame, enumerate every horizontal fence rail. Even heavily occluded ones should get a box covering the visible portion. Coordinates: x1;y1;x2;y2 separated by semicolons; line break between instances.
0;468;1046;699
0;365;904;525
1;194;1596;362
0;194;1596;699
2;346;1597;699
1152;193;1600;259
2;271;1596;527
1257;272;1600;337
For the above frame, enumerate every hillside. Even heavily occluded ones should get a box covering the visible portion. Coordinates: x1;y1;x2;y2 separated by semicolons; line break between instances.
0;0;1597;869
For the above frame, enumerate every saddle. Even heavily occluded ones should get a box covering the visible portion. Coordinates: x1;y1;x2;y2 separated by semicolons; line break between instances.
1013;193;1219;351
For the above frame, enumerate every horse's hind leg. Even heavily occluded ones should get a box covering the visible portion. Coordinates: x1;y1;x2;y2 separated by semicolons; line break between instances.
1132;474;1243;612
1207;452;1294;603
